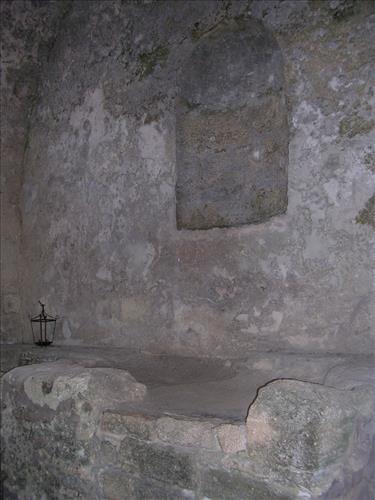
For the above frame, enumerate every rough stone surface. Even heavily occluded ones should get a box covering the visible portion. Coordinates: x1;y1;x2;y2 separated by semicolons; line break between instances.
2;353;374;499
6;361;146;408
176;17;288;229
216;423;247;454
1;361;144;499
5;0;370;357
154;416;219;450
356;193;375;229
101;412;155;440
2;344;374;420
1;0;67;343
2;1;375;497
201;468;289;500
119;436;196;489
101;469;196;500
246;379;375;498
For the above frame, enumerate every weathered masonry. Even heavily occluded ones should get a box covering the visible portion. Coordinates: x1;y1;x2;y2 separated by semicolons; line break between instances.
176;17;288;230
1;0;374;499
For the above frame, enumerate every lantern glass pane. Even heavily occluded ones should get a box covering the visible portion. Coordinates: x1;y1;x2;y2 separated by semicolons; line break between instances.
30;303;57;346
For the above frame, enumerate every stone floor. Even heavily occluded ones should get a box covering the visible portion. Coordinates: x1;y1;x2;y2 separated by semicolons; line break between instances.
1;344;375;499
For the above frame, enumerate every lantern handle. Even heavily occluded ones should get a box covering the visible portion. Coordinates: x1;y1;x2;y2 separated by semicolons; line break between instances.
38;301;46;318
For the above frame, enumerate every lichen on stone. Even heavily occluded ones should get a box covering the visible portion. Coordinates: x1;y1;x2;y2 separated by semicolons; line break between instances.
330;0;357;22
363;152;375;173
339;113;374;139
137;45;169;79
356;194;375;229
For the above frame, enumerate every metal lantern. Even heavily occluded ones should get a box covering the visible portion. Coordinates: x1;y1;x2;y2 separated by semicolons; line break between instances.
30;301;57;346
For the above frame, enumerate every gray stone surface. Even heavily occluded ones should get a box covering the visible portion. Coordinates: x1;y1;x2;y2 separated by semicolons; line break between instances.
101;469;196;500
1;1;375;498
2;344;374;420
5;361;146;411
0;0;373;357
119;436;196;489
246;379;375;498
2;352;374;499
216;423;247;454
201;468;289;500
101;411;155;440
176;17;288;229
0;0;67;343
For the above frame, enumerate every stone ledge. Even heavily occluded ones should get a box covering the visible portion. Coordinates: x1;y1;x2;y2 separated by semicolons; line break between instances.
1;353;374;499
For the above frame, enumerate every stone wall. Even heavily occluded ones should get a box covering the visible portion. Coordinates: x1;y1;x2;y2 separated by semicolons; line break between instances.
0;0;68;342
2;360;374;499
176;16;288;229
3;0;375;356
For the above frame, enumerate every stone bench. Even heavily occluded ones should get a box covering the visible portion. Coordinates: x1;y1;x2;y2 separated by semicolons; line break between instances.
1;347;374;499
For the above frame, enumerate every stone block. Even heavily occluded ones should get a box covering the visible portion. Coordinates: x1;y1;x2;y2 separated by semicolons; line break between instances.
1;361;148;496
99;440;119;466
246;379;375;497
119;436;196;489
101;412;154;440
4;362;146;413
101;469;196;500
176;17;288;229
155;416;219;450
201;468;289;500
216;423;247;454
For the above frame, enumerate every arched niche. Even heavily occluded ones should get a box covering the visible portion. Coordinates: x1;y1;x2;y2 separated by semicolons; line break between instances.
176;17;288;230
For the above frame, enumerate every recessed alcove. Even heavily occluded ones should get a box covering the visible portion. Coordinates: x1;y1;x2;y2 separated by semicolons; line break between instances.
176;17;289;230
